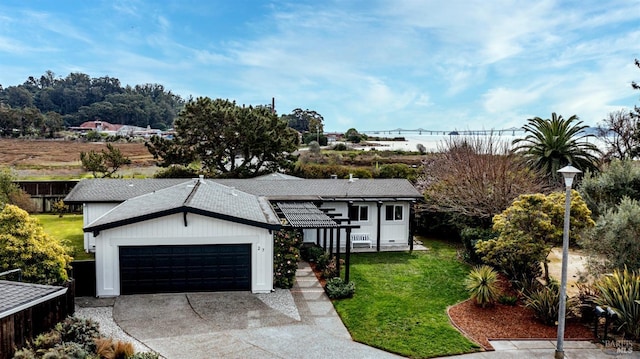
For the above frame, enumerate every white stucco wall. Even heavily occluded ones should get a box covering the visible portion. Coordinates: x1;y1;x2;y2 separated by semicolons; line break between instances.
93;212;273;297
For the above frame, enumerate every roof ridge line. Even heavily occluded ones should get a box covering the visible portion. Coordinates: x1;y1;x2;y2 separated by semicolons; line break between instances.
183;179;200;206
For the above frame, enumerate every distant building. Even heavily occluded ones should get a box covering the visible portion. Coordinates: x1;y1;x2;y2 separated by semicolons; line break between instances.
69;121;162;138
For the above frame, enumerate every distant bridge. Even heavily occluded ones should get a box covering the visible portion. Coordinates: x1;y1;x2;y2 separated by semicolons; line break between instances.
360;128;526;136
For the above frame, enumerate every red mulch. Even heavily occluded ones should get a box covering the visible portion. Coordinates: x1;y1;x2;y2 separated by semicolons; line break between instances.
448;277;595;350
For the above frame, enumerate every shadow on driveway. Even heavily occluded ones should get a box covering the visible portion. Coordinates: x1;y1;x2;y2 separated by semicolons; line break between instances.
112;263;403;359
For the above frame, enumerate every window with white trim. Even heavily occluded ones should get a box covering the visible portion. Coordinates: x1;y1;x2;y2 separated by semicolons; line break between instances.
385;205;403;221
349;205;369;222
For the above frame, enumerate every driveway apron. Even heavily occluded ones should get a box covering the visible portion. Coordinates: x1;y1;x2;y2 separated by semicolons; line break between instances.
113;262;403;359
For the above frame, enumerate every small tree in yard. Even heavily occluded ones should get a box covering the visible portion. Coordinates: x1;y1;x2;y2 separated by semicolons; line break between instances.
476;191;594;284
80;143;131;178
0;204;71;284
52;199;69;218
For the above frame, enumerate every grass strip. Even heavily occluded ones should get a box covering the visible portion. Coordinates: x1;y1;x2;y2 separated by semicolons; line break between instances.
332;239;479;358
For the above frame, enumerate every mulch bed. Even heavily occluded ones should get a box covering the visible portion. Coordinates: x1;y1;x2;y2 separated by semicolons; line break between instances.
448;277;595;350
448;299;595;350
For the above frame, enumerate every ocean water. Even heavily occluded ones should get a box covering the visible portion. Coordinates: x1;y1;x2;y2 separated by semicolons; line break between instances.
354;134;607;153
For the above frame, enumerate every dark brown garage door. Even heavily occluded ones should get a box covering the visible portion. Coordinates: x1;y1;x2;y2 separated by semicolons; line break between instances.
119;244;251;294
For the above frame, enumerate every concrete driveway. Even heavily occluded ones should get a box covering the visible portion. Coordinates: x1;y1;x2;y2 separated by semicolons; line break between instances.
111;263;402;359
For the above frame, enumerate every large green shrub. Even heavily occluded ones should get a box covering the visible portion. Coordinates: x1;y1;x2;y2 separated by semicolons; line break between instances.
0;204;71;285
376;163;417;181
579;159;640;217
292;163;375;179
581;197;640;274
273;229;303;289
595;267;640;340
465;265;502;307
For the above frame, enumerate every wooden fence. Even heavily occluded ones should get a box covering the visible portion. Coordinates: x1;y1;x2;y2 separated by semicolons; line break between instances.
0;280;75;359
14;180;81;213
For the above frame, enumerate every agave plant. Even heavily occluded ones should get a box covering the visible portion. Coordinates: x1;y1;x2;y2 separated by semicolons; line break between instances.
595;267;640;340
465;265;502;307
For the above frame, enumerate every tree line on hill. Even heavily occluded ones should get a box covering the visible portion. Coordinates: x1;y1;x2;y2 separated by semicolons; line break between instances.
0;71;185;137
0;71;337;141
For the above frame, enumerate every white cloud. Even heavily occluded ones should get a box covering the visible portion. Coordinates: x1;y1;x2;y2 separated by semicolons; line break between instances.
483;85;547;114
23;10;93;44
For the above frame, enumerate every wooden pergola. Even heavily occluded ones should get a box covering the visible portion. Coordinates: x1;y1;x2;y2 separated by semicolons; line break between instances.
274;202;360;282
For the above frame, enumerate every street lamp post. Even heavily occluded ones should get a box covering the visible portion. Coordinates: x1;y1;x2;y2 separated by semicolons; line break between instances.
555;165;582;359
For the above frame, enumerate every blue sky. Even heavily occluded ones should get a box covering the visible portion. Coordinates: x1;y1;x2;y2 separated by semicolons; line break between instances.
1;1;639;132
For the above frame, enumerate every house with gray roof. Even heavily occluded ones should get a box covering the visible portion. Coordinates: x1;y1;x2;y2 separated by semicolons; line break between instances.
65;175;422;297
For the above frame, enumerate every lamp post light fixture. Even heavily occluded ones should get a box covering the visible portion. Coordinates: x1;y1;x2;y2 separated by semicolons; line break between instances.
555;165;582;359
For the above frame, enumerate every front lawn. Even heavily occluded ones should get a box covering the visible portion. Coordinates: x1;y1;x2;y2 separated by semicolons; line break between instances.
34;214;92;260
332;239;479;358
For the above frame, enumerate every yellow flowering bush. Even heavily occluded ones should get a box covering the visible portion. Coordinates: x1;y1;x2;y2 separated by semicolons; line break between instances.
0;204;72;284
477;191;594;283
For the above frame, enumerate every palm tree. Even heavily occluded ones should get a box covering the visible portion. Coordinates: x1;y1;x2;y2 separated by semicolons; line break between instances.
513;113;601;183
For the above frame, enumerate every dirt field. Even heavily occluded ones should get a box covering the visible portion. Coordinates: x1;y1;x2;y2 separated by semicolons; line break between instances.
0;138;157;179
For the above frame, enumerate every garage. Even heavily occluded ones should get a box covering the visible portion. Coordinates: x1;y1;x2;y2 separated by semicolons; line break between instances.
119;244;251;294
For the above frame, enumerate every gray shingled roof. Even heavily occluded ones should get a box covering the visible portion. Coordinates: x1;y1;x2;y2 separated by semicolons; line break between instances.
65;177;422;204
84;178;281;233
0;280;67;319
65;178;188;203
213;178;422;200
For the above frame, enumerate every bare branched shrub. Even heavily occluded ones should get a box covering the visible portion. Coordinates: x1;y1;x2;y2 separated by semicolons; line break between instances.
596;109;640;161
416;133;547;226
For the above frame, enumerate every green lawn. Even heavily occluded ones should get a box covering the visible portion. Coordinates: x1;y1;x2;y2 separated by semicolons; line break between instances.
34;213;93;260
333;239;480;358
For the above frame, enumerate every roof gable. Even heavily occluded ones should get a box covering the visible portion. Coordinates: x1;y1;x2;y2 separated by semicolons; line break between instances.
84;179;280;233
